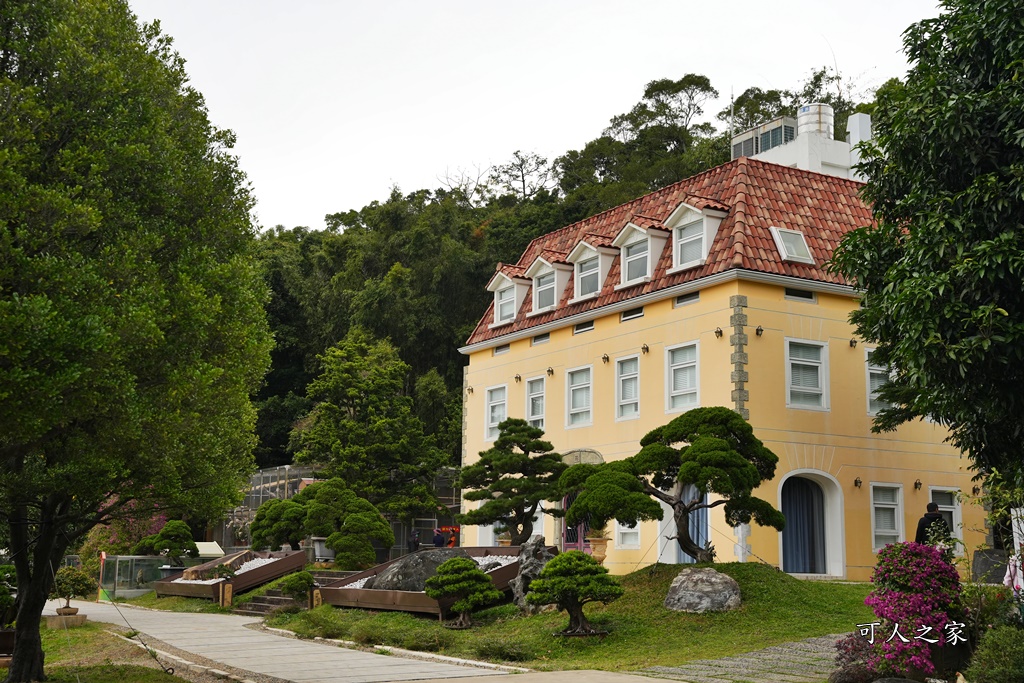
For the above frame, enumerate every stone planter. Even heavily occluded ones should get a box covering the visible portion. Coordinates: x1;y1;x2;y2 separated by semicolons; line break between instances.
55;606;79;616
311;537;335;562
587;537;609;565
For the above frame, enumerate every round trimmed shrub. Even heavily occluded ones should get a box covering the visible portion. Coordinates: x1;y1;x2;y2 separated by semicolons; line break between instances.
278;571;316;603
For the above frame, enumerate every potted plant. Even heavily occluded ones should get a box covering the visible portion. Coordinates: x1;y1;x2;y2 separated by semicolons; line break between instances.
585;523;610;565
0;564;17;655
50;566;94;616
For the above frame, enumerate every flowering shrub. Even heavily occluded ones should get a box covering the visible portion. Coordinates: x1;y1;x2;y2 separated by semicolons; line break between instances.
864;542;964;677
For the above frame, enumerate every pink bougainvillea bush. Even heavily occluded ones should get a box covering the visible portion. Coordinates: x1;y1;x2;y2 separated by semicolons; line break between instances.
864;541;964;677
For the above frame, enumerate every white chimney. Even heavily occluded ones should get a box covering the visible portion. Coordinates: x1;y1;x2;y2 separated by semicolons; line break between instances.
846;113;872;182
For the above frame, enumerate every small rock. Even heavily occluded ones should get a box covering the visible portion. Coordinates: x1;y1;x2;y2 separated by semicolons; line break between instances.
663;567;741;612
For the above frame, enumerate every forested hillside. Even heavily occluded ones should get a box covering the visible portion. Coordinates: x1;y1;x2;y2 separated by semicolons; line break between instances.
255;67;871;472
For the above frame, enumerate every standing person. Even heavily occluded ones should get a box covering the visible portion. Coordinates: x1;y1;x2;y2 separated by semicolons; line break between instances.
432;528;444;547
406;531;419;554
915;502;951;544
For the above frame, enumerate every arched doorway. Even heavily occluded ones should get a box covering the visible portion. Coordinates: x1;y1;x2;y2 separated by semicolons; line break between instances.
781;476;827;573
560;448;604;552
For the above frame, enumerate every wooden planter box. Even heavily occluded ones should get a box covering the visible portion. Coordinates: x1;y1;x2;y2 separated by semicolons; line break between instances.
317;546;554;617
153;550;306;606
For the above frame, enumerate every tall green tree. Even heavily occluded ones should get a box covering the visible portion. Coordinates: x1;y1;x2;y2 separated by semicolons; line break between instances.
563;407;785;563
0;1;272;679
458;419;566;546
830;0;1024;485
293;329;449;517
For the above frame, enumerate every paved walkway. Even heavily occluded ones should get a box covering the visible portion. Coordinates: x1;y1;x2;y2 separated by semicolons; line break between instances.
51;600;839;683
642;634;841;683
52;600;508;683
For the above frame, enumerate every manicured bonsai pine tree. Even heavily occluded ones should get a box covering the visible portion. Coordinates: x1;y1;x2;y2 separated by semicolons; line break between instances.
304;479;395;570
525;550;623;635
133;520;200;566
250;498;308;551
424;557;502;628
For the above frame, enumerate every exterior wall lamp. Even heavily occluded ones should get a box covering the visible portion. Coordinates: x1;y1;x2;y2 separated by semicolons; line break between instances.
849;339;858;348
514;374;521;383
914;479;923;490
641;344;649;354
755;325;764;336
854;477;862;488
466;386;473;394
546;367;554;376
714;327;723;338
602;354;610;363
972;485;981;496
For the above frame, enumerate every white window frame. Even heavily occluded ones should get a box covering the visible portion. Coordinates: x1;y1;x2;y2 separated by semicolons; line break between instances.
494;285;515;324
675;291;700;307
665;341;699;413
770;226;815;264
615;519;640;549
866;349;889;416
869;483;903;552
929;487;963;551
674;219;704;270
566;365;593;428
533;270;556;312
492;344;510;356
785;338;830;411
576;255;600;299
573;320;594;335
485;385;507;441
784;287;817;303
616;355;640;421
531;333;549;346
621;238;649;285
620;307;644;322
525;377;545;429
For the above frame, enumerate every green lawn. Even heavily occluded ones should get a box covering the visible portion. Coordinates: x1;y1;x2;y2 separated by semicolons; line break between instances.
0;622;181;682
267;562;873;670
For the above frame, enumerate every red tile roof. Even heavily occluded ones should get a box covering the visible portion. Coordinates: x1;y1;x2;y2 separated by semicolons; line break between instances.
466;157;872;346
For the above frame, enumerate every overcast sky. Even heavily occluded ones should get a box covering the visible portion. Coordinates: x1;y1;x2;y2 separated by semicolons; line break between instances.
129;1;939;232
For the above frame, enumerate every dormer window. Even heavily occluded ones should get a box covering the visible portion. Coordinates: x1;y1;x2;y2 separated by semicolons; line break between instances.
524;253;571;315
486;269;529;327
577;257;599;297
675;220;703;267
770;226;814;264
534;272;556;309
495;286;515;323
567;239;615;303
611;222;668;289
623;239;648;282
664;202;725;273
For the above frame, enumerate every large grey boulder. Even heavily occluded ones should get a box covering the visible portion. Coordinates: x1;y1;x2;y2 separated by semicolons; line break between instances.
369;548;470;592
663;567;741;612
510;536;556;613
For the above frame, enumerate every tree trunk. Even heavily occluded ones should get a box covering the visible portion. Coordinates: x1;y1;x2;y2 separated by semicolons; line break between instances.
451;610;472;629
673;505;714;563
562;600;595;635
510;518;534;546
6;560;56;683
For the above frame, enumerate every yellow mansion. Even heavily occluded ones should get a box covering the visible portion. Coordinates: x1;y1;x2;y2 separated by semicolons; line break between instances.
458;110;984;581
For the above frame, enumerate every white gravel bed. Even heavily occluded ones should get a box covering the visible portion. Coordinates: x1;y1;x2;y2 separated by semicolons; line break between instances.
235;556;276;574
